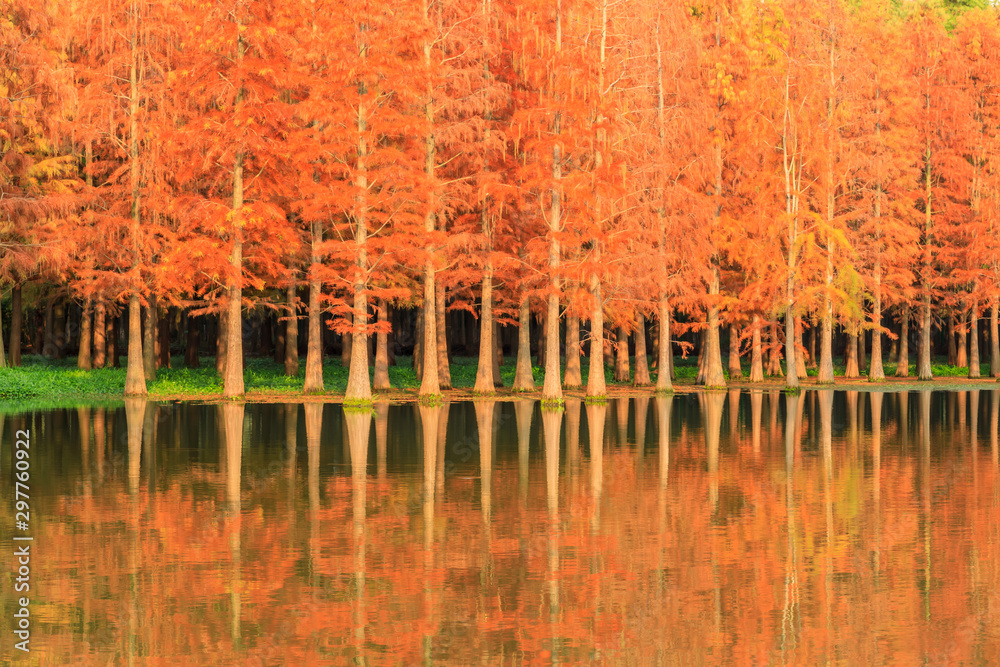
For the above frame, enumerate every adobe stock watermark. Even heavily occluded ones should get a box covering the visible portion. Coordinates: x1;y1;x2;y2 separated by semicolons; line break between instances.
11;427;34;654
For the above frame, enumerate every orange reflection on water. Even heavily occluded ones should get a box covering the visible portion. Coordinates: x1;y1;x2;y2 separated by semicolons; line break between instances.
1;392;998;664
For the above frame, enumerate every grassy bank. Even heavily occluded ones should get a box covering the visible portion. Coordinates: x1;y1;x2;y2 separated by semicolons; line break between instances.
0;353;994;409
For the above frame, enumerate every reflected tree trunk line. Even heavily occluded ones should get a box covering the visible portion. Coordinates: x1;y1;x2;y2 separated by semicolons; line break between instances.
728;388;740;447
992;390;999;467
304;403;322;599
418;403;442;663
345;409;371;657
222;403;244;647
635;396;648;467
375;402;389;481
586;402;606;533
285;404;298;508
870;392;882;580
818;389;834;651
750;392;762;455
615;397;629;446
704;392;724;513
781;392;801;660
436;402;450;498
656;395;672;597
565;399;582;489
542;407;562;655
515;400;533;507
475;399;497;646
919;391;931;626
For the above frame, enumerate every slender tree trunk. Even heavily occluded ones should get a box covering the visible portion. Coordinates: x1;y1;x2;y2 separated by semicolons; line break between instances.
858;328;866;371
536;311;547;371
727;323;742;379
185;310;200;368
542;98;563;402
512;296;535;391
373;300;391;391
703;268;726;388
107;310;118;368
634;314;651;386
492;321;503;387
217;304;228;376
9;284;21;367
918;294;932;381
767;317;783;378
947;313;957;365
818;308;834;384
143;295;156;381
869;301;885;381
749;316;764;382
124;294;147;396
844;331;859;378
304;248;324;393
991;301;1000;378
586;276;607;397
655;297;672;392
342;319;352;368
436;283;451;389
78;297;93;370
957;307;968;369
895;308;910;378
414;307;424;380
564;310;582;388
474;273;495;393
969;301;981;377
419;0;440;399
614;326;630;382
92;298;105;369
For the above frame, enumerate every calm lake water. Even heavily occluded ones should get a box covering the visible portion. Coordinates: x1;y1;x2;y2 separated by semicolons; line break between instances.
2;390;999;664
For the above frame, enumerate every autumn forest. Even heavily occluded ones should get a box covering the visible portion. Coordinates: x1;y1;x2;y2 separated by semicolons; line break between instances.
6;0;1000;402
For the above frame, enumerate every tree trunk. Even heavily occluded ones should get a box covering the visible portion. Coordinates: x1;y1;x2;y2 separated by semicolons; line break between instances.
858;328;866;371
414;306;424;381
9;285;22;367
586;276;607;397
844;331;859;378
655;296;672;392
78;297;93;370
43;299;56;357
474;273;495;393
418;266;440;396
273;309;285;364
512;296;535;391
634;314;651;386
727;323;742;379
917;295;932;381
107;310;118;368
613;326;630;382
749;315;764;382
895;308;910;377
216;304;228;375
492;321;503;387
342;325;352;368
702;268;727;387
869;299;885;381
991;301;1000;378
157;311;171;369
304;246;324;393
92;298;106;369
143;295;156;381
285;283;299;376
564;311;582;388
436;283;451;389
345;304;371;402
185;310;200;368
957;308;968;369
947;313;957;365
124;293;147;396
970;302;981;378
767;317;783;378
374;300;391;391
818;307;834;383
536;311;546;371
